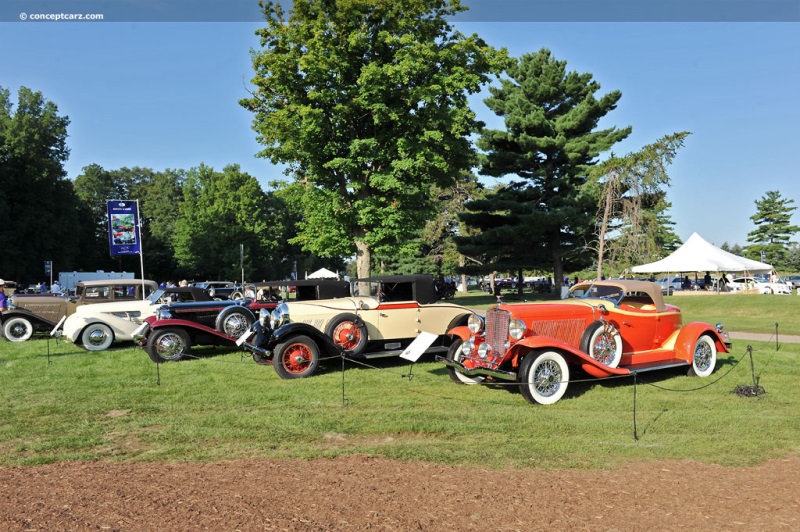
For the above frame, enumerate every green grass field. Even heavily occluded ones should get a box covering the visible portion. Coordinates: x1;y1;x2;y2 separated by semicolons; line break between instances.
1;291;798;469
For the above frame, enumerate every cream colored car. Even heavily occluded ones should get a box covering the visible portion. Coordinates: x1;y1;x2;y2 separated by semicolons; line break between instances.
242;275;471;378
62;286;211;351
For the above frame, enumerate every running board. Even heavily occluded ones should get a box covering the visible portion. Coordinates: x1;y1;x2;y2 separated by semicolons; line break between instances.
361;346;449;360
624;359;689;373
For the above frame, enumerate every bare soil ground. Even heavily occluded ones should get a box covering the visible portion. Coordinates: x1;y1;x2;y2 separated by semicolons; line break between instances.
2;456;798;530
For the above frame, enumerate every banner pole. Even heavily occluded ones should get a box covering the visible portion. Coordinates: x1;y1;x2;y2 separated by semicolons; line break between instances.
137;200;146;299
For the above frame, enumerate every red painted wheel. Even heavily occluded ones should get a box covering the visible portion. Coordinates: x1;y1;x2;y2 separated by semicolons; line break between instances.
272;335;320;379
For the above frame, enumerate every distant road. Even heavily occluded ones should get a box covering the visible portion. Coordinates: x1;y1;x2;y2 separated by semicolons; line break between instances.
729;331;800;344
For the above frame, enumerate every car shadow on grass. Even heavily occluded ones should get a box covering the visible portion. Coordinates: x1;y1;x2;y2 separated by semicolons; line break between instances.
424;354;741;404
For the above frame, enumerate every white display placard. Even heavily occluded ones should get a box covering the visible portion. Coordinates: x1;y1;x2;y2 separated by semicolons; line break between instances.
400;331;438;362
50;315;67;336
235;328;256;346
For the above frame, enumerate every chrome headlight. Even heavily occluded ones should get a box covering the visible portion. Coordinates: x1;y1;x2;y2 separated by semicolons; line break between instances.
509;318;527;341
461;339;474;356
270;303;290;329
477;342;490;359
259;307;270;326
156;308;172;320
467;313;484;334
208;288;216;297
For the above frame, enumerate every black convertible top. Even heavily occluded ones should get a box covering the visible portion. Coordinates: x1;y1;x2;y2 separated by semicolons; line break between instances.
354;274;438;305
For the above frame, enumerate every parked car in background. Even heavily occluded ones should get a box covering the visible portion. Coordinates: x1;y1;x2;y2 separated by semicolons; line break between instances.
760;277;793;295
2;279;158;342
726;276;791;295
438;279;730;405
62;286;212;351
656;276;684;293
785;275;800;289
191;281;243;300
136;279;351;363
241;274;472;379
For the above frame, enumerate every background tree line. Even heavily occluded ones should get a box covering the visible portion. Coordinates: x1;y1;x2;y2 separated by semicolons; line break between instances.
2;0;798;288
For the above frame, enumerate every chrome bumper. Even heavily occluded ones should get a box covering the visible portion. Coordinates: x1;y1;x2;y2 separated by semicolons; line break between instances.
435;355;518;381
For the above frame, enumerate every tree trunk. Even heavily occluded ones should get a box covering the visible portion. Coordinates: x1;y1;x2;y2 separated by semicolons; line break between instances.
596;175;616;281
355;240;371;296
552;239;564;298
459;255;467;293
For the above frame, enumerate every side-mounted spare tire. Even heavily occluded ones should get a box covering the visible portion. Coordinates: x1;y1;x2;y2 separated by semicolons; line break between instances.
215;306;255;339
579;320;623;368
324;313;368;356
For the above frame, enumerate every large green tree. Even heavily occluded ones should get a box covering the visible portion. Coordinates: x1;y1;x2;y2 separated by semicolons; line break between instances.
0;86;84;283
745;190;799;268
172;164;288;281
466;49;631;291
134;168;186;281
240;0;507;279
73;165;176;278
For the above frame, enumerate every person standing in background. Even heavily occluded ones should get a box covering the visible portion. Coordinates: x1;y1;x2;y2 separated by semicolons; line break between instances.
0;280;8;313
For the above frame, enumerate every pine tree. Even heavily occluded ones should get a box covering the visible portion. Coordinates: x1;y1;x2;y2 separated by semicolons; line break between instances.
746;190;799;268
460;49;630;291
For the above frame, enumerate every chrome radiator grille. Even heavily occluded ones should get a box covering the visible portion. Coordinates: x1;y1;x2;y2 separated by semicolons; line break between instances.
485;307;510;354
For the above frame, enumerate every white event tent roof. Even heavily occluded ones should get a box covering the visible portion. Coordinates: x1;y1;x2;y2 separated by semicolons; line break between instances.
631;232;772;274
306;267;339;279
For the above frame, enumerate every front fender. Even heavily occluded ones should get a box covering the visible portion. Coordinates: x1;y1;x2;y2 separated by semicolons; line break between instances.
447;325;472;342
151;318;237;344
1;309;58;329
63;315;96;343
510;335;632;378
271;322;340;356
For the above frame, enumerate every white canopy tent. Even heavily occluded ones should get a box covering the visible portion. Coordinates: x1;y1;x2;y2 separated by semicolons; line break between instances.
631;232;772;274
306;267;339;279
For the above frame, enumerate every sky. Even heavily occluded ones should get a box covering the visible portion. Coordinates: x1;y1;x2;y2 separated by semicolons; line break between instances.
1;1;798;249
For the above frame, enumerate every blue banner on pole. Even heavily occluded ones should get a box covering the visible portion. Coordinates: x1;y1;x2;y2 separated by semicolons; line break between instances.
107;200;141;256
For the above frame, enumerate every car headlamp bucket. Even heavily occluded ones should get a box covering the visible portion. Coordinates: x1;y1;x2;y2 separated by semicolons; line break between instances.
461;339;474;357
270;303;289;329
259;308;270;326
156;309;172;320
208;288;216;297
477;342;490;359
467;313;484;334
509;318;527;340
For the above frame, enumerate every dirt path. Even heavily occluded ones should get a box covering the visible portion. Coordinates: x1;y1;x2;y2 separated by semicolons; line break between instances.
2;456;798;530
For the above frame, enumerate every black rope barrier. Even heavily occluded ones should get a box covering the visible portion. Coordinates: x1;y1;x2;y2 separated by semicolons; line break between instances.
135;321;784;444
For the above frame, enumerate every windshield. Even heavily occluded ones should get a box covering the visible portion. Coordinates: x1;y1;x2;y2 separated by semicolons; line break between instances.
147;289;167;303
572;283;624;305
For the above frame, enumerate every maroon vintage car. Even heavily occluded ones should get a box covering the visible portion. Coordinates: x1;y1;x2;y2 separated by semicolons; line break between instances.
135;279;350;363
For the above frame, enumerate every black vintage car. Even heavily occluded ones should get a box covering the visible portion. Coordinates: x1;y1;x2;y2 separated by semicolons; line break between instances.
191;281;243;300
136;279;351;363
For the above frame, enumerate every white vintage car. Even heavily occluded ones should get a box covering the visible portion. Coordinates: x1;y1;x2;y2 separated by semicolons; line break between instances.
62;286;211;351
